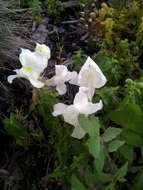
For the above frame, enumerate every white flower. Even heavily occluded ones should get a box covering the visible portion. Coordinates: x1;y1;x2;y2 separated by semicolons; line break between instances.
52;87;103;139
7;47;49;88
70;56;107;100
47;65;78;95
35;43;51;59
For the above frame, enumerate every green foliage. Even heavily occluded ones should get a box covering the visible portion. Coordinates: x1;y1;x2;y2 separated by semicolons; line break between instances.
3;112;29;147
108;140;125;152
20;0;65;22
80;115;100;159
28;0;42;23
90;1;143;86
45;0;64;18
70;49;87;70
71;175;86;190
94;52;122;85
102;127;122;142
120;144;134;163
109;103;143;135
130;171;143;190
114;162;128;183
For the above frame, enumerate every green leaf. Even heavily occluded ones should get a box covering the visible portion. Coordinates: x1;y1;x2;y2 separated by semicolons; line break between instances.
85;168;96;189
114;162;128;183
3;113;28;139
108;140;125;152
130;171;143;190
29;103;37;113
125;130;143;147
102;127;122;142
120;144;134;163
104;182;115;190
80;115;100;137
80;115;101;159
89;136;100;159
109;103;143;135
95;172;112;183
94;146;105;172
71;175;86;190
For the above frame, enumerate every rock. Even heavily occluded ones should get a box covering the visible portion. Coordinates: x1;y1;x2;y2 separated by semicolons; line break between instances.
32;24;48;44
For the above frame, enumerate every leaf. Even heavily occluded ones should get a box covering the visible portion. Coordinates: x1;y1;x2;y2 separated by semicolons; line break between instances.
3;113;28;139
94;146;105;172
120;144;134;163
125;130;143;147
89;136;100;159
80;115;101;159
104;182;115;190
130;171;143;190
109;103;143;135
108;140;125;152
84;168;96;189
29;103;37;113
80;115;100;137
95;172;111;183
114;162;128;182
102;127;122;142
71;175;86;190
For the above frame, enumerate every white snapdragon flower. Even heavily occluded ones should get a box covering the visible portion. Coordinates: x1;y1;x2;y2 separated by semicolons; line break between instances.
52;87;103;139
7;44;51;88
47;65;78;95
70;56;107;100
35;43;51;59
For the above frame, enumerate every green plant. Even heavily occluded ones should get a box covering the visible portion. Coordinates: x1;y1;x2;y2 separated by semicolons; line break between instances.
28;0;42;24
45;0;65;18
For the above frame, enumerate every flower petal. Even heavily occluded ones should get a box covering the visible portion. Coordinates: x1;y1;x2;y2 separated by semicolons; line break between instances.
78;56;107;88
71;125;86;139
73;87;103;115
7;74;19;83
68;71;78;85
19;48;32;66
8;68;29;83
79;100;103;115
55;65;68;82
15;68;28;78
56;83;67;95
73;87;89;106
19;48;47;75
52;103;68;116
29;78;44;88
35;43;51;59
87;86;95;100
46;77;55;86
63;105;79;128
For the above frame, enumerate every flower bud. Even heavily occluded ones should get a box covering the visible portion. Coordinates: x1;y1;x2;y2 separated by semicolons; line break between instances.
80;17;85;22
126;79;133;85
91;3;95;7
90;12;95;18
80;12;85;16
84;24;89;30
80;3;85;8
101;3;108;9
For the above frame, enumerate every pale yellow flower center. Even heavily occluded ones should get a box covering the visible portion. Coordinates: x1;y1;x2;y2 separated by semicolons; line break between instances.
22;66;31;71
36;46;45;53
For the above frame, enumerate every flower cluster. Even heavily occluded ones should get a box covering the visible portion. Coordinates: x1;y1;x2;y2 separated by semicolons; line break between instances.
52;57;107;139
8;43;107;139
